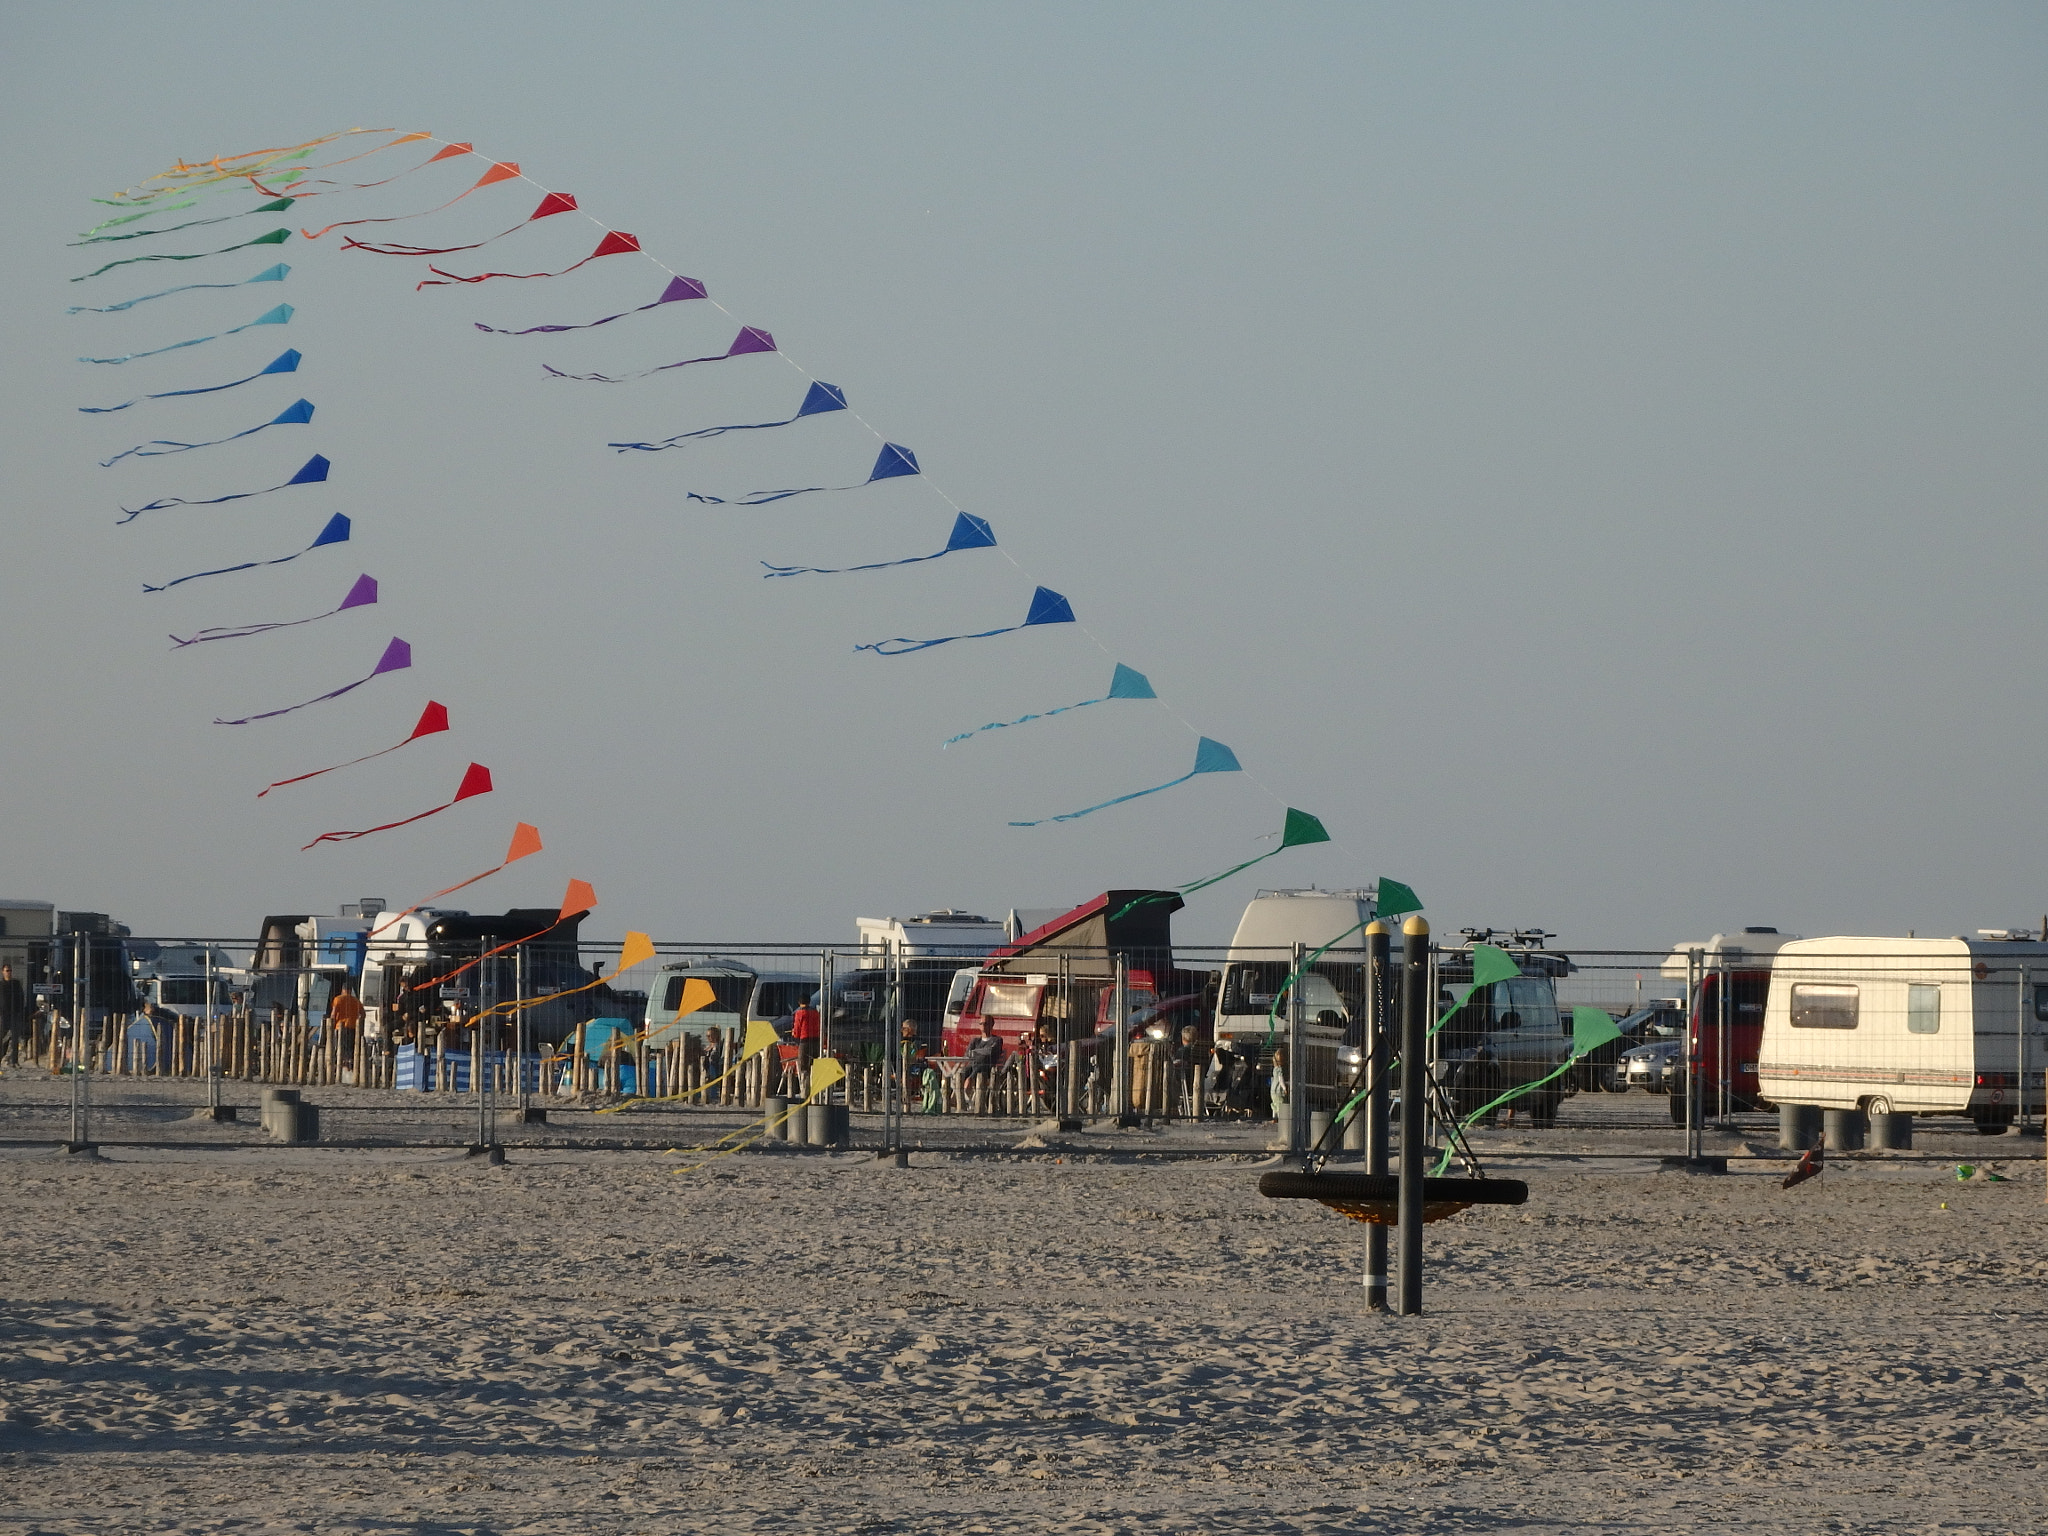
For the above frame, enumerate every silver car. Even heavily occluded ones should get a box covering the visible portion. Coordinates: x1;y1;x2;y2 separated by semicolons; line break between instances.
1621;1035;1684;1093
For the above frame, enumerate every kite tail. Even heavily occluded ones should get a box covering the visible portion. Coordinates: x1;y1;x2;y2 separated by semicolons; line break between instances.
762;547;955;578
101;421;273;465
301;798;463;850
259;737;418;796
943;695;1107;747
612;415;800;448
1008;769;1198;827
856;622;1024;657
213;672;372;725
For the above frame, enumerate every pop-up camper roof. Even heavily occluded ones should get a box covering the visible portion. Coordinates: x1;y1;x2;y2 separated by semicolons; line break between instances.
985;890;1182;980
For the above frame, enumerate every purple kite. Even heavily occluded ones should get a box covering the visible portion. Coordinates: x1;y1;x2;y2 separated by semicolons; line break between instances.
171;574;375;648
214;635;410;725
473;274;707;334
545;326;774;382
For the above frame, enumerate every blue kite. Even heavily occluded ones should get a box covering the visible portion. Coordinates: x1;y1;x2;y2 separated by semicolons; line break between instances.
855;585;1074;656
102;399;312;465
764;512;994;579
82;349;300;414
144;512;349;593
611;381;848;450
66;261;288;315
944;663;1156;747
1008;737;1242;826
118;453;329;524
688;442;920;508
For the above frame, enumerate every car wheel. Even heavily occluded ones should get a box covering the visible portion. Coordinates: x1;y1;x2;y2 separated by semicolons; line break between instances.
1603;1066;1628;1093
1972;1109;2012;1135
1865;1095;1893;1117
1668;1090;1687;1126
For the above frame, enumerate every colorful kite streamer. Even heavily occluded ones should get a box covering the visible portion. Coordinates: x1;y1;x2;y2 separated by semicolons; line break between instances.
213;634;407;725
547;324;773;383
855;584;1074;656
119;453;329;523
301;158;521;239
688;441;919;508
1113;809;1332;921
418;231;641;289
264;134;454;196
945;662;1155;746
612;381;847;450
66;260;286;314
365;820;544;933
417;878;598;990
79;200;199;238
341;191;578;254
474;274;707;334
78;303;290;365
102;398;312;465
301;761;493;850
71;226;291;282
258;698;448;797
461;930;656;1030
145;510;348;593
1008;736;1241;826
170;573;374;648
764;511;994;578
83;348;299;414
70;197;296;246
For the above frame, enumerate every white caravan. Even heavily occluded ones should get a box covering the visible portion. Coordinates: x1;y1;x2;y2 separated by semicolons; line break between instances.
1756;935;2048;1132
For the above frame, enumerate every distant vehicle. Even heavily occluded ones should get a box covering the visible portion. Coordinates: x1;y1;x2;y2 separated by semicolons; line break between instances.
1434;935;1577;1127
357;907;603;1047
1756;935;2048;1134
132;944;247;1020
643;960;756;1050
1208;889;1377;1114
1660;929;1797;1123
1603;999;1685;1091
1621;1034;1684;1093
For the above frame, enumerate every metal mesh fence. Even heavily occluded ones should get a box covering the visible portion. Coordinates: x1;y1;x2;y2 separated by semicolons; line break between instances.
4;930;2043;1154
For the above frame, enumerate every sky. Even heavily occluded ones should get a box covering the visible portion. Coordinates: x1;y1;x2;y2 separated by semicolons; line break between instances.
2;2;2046;951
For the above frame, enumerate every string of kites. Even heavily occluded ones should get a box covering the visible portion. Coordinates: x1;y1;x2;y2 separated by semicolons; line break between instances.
71;127;1377;1005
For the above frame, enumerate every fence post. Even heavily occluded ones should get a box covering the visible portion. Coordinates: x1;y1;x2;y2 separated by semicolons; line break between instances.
1289;941;1306;1152
1365;919;1391;1311
1112;954;1133;1125
1397;915;1429;1315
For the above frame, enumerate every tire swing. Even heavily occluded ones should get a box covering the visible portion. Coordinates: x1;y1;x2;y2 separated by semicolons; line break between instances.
1258;1170;1528;1224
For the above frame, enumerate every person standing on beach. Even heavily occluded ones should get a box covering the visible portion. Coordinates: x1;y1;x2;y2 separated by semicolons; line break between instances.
328;980;363;1059
790;997;821;1074
0;964;25;1069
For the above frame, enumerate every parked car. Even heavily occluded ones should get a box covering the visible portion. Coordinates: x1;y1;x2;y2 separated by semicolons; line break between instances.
1604;1000;1687;1091
1622;1034;1685;1093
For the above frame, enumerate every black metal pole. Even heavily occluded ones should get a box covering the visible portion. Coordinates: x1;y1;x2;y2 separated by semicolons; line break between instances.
1398;915;1429;1315
1364;919;1391;1312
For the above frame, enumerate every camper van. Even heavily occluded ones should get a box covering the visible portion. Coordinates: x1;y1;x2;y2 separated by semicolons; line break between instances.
1657;928;1797;1124
1756;935;2048;1133
1210;889;1377;1114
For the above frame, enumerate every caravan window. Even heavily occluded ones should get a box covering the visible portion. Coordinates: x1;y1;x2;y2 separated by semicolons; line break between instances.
1790;983;1859;1030
979;982;1040;1019
661;974;751;1015
1907;984;1941;1036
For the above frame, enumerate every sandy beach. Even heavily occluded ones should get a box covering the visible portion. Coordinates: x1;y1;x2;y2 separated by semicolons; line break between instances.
0;1083;2044;1534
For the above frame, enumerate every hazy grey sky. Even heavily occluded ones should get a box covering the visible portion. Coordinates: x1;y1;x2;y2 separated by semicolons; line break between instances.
3;2;2045;948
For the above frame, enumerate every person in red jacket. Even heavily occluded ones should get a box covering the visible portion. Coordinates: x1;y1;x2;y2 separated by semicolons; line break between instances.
790;998;821;1074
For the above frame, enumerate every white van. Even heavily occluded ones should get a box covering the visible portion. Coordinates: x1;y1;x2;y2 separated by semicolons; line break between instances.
643;960;756;1050
1212;889;1375;1112
1756;935;2048;1132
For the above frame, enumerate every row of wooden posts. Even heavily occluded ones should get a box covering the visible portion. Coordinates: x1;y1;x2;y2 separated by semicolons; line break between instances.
13;1013;1210;1118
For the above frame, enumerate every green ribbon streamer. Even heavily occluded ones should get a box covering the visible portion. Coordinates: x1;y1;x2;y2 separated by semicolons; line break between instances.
1261;877;1424;1048
1430;1007;1623;1173
80;200;197;237
1112;808;1331;923
71;227;290;282
1328;935;1515;1128
72;198;295;246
